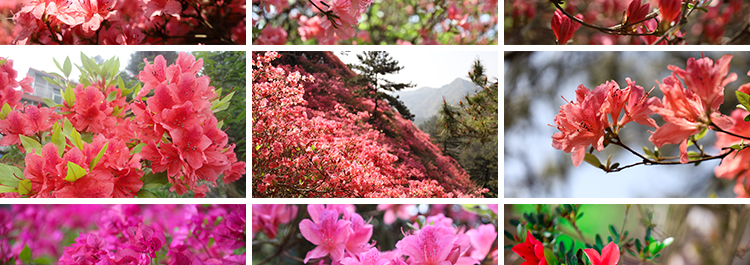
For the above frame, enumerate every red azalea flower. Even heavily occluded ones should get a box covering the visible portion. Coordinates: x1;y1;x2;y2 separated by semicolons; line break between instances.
512;231;547;265
172;124;212;169
584;242;620;265
658;0;681;27
551;9;582;45
0;111;32;147
138;55;168;97
624;0;650;26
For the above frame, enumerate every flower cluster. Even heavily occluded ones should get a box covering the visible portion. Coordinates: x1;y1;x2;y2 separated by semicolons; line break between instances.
0;52;245;198
10;0;245;45
552;77;660;166
252;204;499;265
252;51;486;198
551;53;750;197
1;204;246;264
253;0;498;44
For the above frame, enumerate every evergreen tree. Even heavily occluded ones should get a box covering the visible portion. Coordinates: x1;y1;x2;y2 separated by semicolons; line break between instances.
430;58;498;197
348;51;416;121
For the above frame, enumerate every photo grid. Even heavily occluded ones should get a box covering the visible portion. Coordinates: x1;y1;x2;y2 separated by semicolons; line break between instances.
504;0;750;265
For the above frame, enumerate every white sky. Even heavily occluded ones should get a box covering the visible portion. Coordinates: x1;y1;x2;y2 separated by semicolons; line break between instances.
5;50;133;82
337;51;499;89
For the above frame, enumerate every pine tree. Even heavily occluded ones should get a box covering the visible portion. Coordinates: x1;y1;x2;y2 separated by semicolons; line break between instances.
432;58;499;197
348;51;416;121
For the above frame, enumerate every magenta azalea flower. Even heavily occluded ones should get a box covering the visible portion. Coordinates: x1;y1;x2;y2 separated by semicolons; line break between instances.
395;225;458;265
299;209;352;263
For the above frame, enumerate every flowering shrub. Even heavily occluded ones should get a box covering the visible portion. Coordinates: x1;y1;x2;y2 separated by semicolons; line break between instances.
506;0;750;45
549;53;750;198
252;51;487;198
0;52;245;198
505;205;672;265
3;0;245;45
252;204;498;264
252;0;498;44
0;204;246;264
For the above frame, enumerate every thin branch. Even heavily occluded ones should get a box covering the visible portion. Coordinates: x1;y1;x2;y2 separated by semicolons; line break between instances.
711;121;750;141
548;0;659;36
724;16;750;45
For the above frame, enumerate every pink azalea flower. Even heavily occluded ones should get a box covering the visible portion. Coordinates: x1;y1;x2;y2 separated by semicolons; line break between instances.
466;224;497;261
255;25;288;45
346;213;374;255
376;204;413;225
551;84;608;167
70;0;120;36
142;0;181;19
395;225;458;265
252;204;298;239
299;209;351;263
714;109;750;197
340;248;390;265
298;16;325;42
618;78;661;128
738;70;750;94
667;54;737;113
551;9;582;45
583;242;620;265
648;76;732;163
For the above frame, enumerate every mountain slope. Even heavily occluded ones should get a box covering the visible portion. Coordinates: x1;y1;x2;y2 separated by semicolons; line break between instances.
392;78;477;125
252;51;486;198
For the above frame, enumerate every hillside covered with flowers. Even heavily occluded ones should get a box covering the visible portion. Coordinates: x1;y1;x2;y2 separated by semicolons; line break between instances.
252;51;490;198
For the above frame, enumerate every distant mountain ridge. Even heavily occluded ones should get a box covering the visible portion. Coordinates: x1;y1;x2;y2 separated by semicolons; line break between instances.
391;78;477;125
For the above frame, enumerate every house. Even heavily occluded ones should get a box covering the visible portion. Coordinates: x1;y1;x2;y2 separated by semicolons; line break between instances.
21;68;65;106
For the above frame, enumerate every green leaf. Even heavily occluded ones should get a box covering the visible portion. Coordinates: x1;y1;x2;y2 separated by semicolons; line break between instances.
63;57;72;78
69;128;83;150
64;161;87;182
695;127;708;141
543;248;559;265
0;102;11;119
117;76;126;90
19;135;43;155
53;57;64;73
0;164;23;187
130;143;147;155
89;142;109;170
51;122;65;156
63;86;75;106
18;179;31;195
737;91;750;113
19;244;31;262
42;76;61;88
608;224;618;236
42;98;59;108
745;114;750;122
0;186;17;193
584;153;602;168
106;91;117;102
137;189;158;198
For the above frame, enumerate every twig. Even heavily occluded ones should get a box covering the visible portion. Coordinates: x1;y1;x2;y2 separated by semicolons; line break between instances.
548;0;659;36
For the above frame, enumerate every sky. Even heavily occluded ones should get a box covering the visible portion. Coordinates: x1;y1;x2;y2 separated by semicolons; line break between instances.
6;50;134;82
336;51;499;90
4;49;203;83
